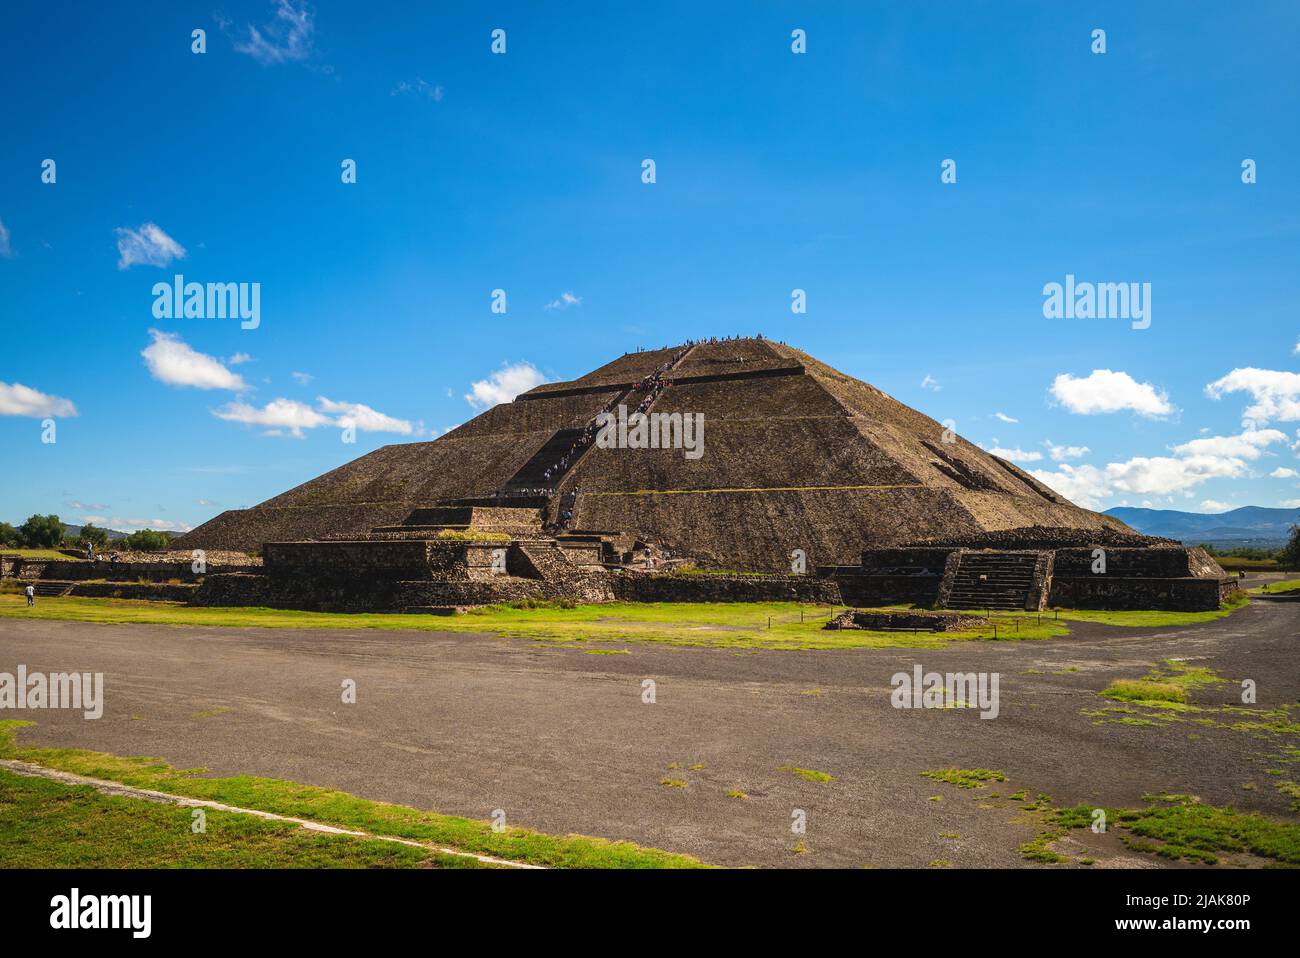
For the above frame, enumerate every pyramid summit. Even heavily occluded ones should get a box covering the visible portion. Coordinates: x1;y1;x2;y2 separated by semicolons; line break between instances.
178;336;1130;569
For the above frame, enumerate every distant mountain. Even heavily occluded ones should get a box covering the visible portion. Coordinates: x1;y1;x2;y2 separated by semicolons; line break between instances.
1104;506;1297;547
61;522;130;542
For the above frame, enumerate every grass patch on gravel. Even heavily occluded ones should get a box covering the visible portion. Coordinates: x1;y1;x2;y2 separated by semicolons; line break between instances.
1045;795;1300;867
0;721;704;869
921;768;1006;789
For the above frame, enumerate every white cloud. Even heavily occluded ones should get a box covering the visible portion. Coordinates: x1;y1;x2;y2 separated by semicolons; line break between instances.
1030;427;1286;510
228;352;253;365
1171;428;1286;461
1271;467;1299;479
291;371;313;384
1279;499;1300;508
465;361;548;409
214;394;416;438
142;330;246;391
1049;369;1174;417
993;412;1018;423
1199;500;1234;513
1205;367;1300;424
81;515;192;533
544;291;582;311
1044;440;1090;462
0;381;77;418
115;223;186;270
988;446;1042;463
0;217;12;257
213;398;331;438
317;396;415;434
920;374;940;392
234;0;315;65
392;78;443;101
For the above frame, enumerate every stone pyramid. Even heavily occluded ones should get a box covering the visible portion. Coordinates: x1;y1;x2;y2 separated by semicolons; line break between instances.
177;338;1131;571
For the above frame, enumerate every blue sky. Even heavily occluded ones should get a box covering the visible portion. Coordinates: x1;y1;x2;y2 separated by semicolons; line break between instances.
1;0;1297;532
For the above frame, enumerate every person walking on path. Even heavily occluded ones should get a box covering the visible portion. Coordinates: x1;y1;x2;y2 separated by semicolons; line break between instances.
24;583;35;607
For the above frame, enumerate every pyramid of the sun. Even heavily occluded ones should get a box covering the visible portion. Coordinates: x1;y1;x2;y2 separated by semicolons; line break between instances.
177;338;1130;569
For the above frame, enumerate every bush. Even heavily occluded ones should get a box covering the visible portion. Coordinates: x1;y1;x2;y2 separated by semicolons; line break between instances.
124;529;172;551
77;524;110;548
0;522;19;548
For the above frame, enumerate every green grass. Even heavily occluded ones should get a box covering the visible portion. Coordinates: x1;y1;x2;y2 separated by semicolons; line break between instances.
0;591;1248;650
921;768;1006;789
0;768;492;868
1250;579;1300;595
1046;796;1300;866
779;766;833;783
2;548;83;561
0;721;704;869
1056;603;1244;627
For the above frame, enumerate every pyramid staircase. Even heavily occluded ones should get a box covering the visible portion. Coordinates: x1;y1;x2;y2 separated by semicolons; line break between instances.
941;551;1049;611
502;342;701;502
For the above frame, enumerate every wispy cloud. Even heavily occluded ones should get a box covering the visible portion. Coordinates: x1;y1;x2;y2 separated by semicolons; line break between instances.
290;371;313;384
81;515;192;533
317;396;416;435
392;77;443;101
920;374;940;392
0;217;12;257
544;292;582;311
115;223;186;270
1044;440;1090;462
0;381;77;418
986;445;1042;463
213;395;416;438
993;411;1018;423
233;0;316;65
465;361;548;409
142;330;247;391
213;398;331;438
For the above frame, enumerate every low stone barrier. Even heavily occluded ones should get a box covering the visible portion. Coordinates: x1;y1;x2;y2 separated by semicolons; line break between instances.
824;609;984;632
611;572;840;604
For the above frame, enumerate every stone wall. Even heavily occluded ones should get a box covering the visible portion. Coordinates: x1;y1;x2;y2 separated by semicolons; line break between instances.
610;572;839;604
3;557;256;583
1047;576;1232;612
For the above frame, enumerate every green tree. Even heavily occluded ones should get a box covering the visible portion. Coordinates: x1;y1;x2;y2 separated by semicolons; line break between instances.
19;514;64;549
0;522;19;548
124;529;172;551
1282;518;1300;568
78;524;110;548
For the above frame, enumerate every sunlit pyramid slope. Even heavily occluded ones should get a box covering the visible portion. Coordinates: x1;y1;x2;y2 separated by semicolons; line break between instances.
176;338;1132;570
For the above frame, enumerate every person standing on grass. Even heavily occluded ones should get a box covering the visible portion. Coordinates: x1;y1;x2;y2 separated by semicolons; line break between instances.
24;583;35;607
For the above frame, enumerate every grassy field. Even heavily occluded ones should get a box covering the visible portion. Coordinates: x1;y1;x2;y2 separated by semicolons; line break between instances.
0;768;496;868
1;548;83;561
0;593;1248;649
0;721;704;869
1249;579;1300;595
